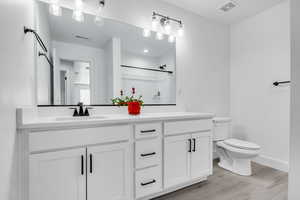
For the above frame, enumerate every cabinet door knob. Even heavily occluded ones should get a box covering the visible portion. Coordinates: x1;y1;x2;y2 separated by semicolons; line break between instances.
141;179;156;186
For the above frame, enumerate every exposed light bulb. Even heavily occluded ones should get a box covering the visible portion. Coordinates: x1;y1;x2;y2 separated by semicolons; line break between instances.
143;49;149;53
164;20;171;34
168;35;175;43
72;0;84;22
177;23;184;37
156;32;164;40
49;0;62;16
152;15;159;31
143;28;151;38
95;1;105;26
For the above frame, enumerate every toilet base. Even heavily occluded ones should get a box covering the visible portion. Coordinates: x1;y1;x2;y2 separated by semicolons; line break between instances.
218;158;252;176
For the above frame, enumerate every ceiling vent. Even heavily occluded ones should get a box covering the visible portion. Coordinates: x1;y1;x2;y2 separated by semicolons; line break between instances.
220;1;237;12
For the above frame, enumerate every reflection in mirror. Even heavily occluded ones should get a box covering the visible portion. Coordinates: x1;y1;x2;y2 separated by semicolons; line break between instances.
35;0;176;106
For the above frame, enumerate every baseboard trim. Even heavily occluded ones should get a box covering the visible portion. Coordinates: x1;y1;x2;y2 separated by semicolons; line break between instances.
253;155;289;173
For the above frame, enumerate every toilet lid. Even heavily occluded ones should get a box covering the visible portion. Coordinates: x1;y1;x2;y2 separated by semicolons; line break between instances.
224;139;260;150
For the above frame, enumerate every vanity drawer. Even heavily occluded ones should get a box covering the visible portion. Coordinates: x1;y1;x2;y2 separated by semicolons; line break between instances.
164;119;212;136
136;166;162;199
136;138;161;169
135;123;161;139
29;125;131;152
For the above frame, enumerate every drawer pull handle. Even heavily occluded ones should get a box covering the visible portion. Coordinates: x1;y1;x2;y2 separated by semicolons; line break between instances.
192;138;196;152
89;154;93;174
140;129;156;134
141;179;156;186
81;155;84;175
188;139;192;152
141;152;156;157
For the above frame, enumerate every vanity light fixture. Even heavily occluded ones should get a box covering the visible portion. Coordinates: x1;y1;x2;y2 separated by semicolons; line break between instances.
151;14;159;31
177;22;184;37
168;35;175;43
162;18;171;34
143;49;149;53
49;0;62;16
156;32;164;40
143;28;151;38
95;0;105;26
72;0;84;22
151;12;184;38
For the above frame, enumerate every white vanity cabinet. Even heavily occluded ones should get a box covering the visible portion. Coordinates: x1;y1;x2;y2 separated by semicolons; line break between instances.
30;148;87;200
164;120;213;189
164;134;191;188
30;143;131;200
28;125;132;200
18;111;214;200
134;123;163;199
87;143;131;200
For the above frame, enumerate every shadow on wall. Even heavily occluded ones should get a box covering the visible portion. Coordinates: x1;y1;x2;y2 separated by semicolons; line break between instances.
232;125;248;140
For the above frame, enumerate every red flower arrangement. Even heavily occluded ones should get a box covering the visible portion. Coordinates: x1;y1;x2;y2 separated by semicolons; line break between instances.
111;88;144;115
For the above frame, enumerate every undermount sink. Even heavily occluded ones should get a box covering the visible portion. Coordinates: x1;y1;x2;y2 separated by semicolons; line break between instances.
55;116;107;121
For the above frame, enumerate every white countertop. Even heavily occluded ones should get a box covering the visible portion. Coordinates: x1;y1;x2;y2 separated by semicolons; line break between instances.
17;112;214;131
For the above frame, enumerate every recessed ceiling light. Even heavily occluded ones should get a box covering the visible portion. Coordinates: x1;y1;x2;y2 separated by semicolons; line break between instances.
143;49;149;53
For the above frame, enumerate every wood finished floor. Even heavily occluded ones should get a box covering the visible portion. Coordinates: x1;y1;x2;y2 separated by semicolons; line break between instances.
153;160;288;200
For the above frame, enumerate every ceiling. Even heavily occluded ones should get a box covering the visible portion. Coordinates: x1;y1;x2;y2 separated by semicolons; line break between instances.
160;0;285;24
39;2;175;58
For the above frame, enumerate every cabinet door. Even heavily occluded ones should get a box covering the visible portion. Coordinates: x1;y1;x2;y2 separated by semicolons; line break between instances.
30;148;86;200
87;142;131;200
191;131;212;179
164;134;191;188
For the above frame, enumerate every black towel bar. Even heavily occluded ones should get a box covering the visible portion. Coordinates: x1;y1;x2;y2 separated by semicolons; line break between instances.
273;81;290;86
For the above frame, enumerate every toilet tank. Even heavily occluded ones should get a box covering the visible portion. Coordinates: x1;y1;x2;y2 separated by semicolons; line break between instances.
213;117;231;141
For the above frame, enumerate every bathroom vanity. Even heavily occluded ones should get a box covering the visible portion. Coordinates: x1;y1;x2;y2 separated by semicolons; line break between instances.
17;110;213;200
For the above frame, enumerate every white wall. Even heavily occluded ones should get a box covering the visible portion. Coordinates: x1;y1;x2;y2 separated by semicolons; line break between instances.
289;0;300;199
230;1;290;171
0;1;35;200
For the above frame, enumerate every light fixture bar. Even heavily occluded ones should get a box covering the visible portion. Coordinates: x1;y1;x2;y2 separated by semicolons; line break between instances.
152;12;182;25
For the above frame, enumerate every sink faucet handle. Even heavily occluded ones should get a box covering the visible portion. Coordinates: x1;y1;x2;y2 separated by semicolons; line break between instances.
69;107;79;117
84;107;93;116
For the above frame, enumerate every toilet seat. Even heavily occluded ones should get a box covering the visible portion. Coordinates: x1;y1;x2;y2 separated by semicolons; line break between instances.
224;139;260;150
217;141;259;156
216;139;260;176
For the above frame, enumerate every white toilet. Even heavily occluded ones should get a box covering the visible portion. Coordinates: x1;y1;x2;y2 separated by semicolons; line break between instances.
213;117;260;176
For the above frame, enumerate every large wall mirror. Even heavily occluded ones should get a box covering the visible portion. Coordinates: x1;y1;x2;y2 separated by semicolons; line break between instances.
35;0;176;106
